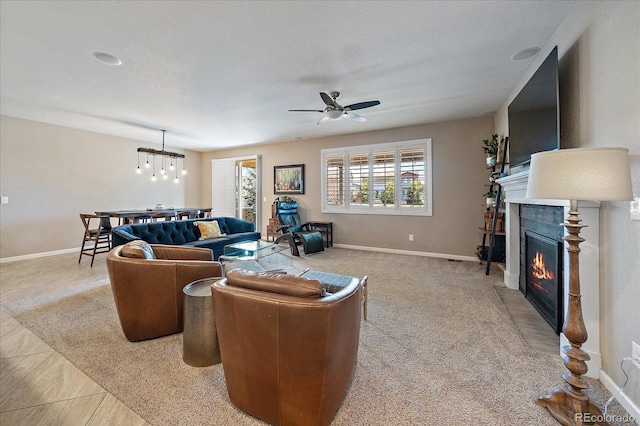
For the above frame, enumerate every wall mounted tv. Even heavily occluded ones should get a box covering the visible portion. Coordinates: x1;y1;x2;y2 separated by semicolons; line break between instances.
508;46;559;169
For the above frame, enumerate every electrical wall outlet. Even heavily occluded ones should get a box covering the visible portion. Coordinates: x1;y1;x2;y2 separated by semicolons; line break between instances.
631;197;640;221
0;196;7;204
409;234;414;241
631;341;640;369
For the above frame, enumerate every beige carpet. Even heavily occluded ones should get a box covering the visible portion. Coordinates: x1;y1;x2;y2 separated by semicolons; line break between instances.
5;249;633;425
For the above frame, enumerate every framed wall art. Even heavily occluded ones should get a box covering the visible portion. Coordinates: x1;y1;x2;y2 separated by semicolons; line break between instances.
274;164;304;194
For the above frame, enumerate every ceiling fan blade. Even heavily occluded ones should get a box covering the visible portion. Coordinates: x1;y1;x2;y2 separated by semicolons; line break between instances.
317;116;330;125
345;112;367;122
288;109;324;112
320;92;339;108
344;100;380;111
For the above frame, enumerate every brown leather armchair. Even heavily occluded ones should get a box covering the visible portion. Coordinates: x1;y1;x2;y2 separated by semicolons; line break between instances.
107;242;222;342
211;269;362;426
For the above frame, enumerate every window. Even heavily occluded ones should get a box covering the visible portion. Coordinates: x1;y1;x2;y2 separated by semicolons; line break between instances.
349;153;368;207
325;154;345;207
321;139;432;216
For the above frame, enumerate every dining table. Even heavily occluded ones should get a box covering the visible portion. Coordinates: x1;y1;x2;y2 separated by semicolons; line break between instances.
97;207;212;225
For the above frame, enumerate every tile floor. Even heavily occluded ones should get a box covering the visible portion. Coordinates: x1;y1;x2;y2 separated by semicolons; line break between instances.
0;253;148;425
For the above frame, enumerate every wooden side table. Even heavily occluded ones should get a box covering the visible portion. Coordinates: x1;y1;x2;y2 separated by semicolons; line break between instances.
307;221;333;248
267;217;280;242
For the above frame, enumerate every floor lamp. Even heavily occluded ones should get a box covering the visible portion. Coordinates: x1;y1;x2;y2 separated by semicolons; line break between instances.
525;147;633;426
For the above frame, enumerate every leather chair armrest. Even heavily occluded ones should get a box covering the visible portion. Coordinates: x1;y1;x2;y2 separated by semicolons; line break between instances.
174;261;222;283
151;244;214;261
276;225;290;233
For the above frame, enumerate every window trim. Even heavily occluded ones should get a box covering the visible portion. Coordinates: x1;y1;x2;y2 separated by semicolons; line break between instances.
321;139;432;216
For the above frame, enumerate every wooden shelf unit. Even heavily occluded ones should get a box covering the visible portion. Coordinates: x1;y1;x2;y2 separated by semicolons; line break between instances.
478;137;509;273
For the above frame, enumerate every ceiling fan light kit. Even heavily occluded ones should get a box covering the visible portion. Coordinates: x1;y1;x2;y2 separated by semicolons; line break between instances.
289;91;380;124
326;109;344;120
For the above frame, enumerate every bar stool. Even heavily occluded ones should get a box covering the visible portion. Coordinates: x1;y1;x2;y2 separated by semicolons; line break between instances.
79;214;111;267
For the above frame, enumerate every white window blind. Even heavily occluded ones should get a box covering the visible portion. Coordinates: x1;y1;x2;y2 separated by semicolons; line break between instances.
349;153;368;207
211;158;238;217
400;147;425;207
372;150;395;208
321;139;432;216
326;154;345;207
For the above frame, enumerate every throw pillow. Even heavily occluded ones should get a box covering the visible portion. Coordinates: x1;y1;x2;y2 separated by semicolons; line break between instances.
225;269;326;298
195;220;225;240
121;240;156;259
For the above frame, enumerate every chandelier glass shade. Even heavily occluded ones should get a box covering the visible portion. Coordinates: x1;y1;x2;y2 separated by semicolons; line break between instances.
136;130;186;183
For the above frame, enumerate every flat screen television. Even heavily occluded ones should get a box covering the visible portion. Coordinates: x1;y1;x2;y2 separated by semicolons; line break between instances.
508;46;559;169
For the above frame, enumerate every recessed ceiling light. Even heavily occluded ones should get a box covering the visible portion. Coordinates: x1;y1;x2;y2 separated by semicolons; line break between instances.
92;51;122;66
511;47;541;61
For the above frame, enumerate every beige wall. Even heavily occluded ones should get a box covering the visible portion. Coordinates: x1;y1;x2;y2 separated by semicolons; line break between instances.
0;116;202;258
201;116;494;259
495;1;639;406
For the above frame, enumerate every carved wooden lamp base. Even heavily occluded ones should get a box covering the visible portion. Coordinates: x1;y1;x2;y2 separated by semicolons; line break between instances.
538;386;609;426
536;205;610;426
525;148;633;426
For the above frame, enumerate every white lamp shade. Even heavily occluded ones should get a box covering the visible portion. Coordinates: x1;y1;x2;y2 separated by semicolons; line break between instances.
326;109;344;120
526;147;633;201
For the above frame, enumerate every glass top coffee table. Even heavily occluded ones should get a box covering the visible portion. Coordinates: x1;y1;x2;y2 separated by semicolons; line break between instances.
221;240;289;267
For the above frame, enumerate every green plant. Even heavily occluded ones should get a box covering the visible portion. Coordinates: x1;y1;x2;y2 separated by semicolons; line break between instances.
241;166;256;207
357;177;369;203
482;134;500;157
380;179;395;205
483;190;497;198
406;180;424;205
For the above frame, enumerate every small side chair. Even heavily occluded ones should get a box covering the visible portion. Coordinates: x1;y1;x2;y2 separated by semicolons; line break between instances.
79;213;112;267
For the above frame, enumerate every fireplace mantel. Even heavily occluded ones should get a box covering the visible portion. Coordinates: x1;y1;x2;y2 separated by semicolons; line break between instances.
497;171;602;378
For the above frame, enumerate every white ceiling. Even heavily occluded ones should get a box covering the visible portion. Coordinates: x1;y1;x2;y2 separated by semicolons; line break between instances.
0;1;575;152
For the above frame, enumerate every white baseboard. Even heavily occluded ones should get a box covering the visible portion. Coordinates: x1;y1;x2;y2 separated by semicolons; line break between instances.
504;269;519;289
599;368;640;422
333;243;477;262
0;247;79;264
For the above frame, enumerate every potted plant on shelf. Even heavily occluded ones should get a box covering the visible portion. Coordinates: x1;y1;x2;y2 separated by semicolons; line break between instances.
484;190;497;207
482;134;500;166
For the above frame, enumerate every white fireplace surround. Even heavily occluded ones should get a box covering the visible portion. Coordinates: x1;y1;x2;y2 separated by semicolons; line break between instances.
497;171;602;378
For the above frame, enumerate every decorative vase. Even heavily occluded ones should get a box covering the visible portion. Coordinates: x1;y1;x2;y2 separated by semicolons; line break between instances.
486;156;497;167
486;197;496;207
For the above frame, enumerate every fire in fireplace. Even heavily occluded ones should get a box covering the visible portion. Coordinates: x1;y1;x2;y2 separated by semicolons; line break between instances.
525;231;563;334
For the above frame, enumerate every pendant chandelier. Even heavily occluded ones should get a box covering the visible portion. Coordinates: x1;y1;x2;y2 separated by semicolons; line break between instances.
136;130;186;183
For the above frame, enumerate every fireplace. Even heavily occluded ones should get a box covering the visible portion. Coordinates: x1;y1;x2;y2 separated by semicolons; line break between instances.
525;231;563;333
519;204;564;334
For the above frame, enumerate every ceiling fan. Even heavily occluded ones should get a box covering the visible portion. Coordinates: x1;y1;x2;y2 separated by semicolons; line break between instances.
289;91;380;124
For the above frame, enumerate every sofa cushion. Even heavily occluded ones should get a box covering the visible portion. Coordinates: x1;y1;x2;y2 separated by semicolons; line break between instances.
225;269;326;298
195;220;225;239
121;240;156;259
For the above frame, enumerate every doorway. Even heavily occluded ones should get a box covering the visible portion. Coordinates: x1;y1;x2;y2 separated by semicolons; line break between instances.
211;155;261;228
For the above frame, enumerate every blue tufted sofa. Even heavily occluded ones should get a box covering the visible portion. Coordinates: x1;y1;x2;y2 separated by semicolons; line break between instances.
111;217;260;260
